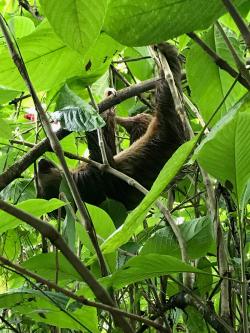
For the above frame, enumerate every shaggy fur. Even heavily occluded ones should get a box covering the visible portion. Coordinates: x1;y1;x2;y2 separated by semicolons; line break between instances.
37;43;186;210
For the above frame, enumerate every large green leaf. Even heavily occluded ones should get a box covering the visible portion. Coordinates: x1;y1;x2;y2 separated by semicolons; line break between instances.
0;198;65;234
0;118;12;139
104;0;248;46
53;105;105;132
76;204;117;273
40;0;108;55
100;137;197;255
140;217;214;259
196;94;250;202
76;204;116;253
186;26;247;126
52;85;105;131
0;21;83;91
105;254;202;289
0;289;98;332
0;86;19;104
8;16;35;38
0;21;122;91
21;252;81;281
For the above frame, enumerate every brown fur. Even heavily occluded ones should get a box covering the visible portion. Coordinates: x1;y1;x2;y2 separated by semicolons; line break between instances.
37;43;186;210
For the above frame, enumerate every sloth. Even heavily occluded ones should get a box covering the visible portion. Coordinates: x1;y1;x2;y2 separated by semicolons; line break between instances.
37;43;186;210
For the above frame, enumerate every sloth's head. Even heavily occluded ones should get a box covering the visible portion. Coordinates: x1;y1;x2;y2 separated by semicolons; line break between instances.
37;158;62;200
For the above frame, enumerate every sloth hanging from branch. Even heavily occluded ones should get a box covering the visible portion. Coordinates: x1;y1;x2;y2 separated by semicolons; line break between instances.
37;43;187;211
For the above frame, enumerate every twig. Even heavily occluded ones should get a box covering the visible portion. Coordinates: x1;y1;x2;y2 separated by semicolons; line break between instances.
18;0;43;20
221;0;250;49
0;15;131;332
0;255;166;332
183;95;209;134
87;86;109;165
187;32;250;90
111;64;152;108
9;93;31;105
0;314;20;333
112;56;151;64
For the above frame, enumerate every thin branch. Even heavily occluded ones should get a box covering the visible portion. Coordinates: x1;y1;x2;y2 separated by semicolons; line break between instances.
9;93;31;105
18;0;43;20
0;314;20;333
183;94;209;134
187;32;250;90
112;56;151;64
221;0;250;49
111;64;152;108
87;85;109;165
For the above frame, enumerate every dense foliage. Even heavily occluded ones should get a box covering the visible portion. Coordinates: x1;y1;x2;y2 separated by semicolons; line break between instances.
0;0;249;332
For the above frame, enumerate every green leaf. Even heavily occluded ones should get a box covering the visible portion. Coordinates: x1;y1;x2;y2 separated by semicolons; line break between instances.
100;199;127;228
123;47;154;81
140;217;214;259
53;84;105;131
76;204;117;273
196;94;250;203
106;254;202;289
181;217;214;259
0;21;83;91
40;0;108;55
186;306;208;333
100;137;198;255
0;21;121;91
76;204;116;252
55;84;85;110
194;257;213;296
186;26;246;126
240;179;250;209
0;289;98;331
21;252;82;281
8;16;35;38
52;105;105;132
0;118;12;139
104;0;248;46
0;86;19;104
0;198;65;234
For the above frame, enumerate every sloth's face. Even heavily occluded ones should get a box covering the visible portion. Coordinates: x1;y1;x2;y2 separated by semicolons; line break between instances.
37;158;62;200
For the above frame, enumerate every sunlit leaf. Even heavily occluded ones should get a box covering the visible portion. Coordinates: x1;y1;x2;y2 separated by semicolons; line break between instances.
41;0;108;55
104;0;248;46
100;137;197;255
